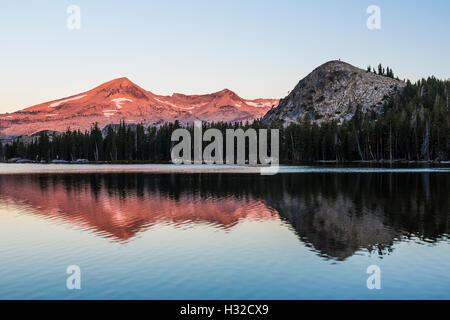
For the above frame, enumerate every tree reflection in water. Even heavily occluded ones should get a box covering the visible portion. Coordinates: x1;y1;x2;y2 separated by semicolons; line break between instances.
0;172;448;260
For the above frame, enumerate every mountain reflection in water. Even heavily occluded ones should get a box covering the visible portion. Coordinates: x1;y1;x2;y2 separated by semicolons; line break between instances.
0;172;448;260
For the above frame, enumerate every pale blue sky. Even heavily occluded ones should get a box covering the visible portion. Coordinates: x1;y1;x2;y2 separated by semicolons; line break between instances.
0;0;449;113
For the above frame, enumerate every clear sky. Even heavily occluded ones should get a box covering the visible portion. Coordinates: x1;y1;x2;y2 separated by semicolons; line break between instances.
0;0;449;113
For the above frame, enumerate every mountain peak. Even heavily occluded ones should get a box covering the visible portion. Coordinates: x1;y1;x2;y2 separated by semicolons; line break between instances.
263;61;406;126
96;77;140;89
214;88;241;99
112;76;131;82
0;79;278;138
90;77;151;100
318;59;353;68
312;60;362;73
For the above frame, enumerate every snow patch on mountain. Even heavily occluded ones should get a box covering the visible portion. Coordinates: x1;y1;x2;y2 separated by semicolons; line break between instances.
153;97;195;110
245;100;278;108
49;94;87;108
111;98;133;109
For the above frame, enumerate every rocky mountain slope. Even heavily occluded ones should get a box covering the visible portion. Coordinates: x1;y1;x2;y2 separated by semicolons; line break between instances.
0;78;278;138
263;60;406;126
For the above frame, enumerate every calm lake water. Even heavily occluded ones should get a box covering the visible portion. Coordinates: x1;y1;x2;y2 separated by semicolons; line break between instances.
0;164;449;299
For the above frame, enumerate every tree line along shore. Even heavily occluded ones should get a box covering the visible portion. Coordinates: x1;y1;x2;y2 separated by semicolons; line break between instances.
1;77;449;164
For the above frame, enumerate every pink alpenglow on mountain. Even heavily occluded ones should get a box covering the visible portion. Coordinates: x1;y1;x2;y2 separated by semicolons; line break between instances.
0;78;279;137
